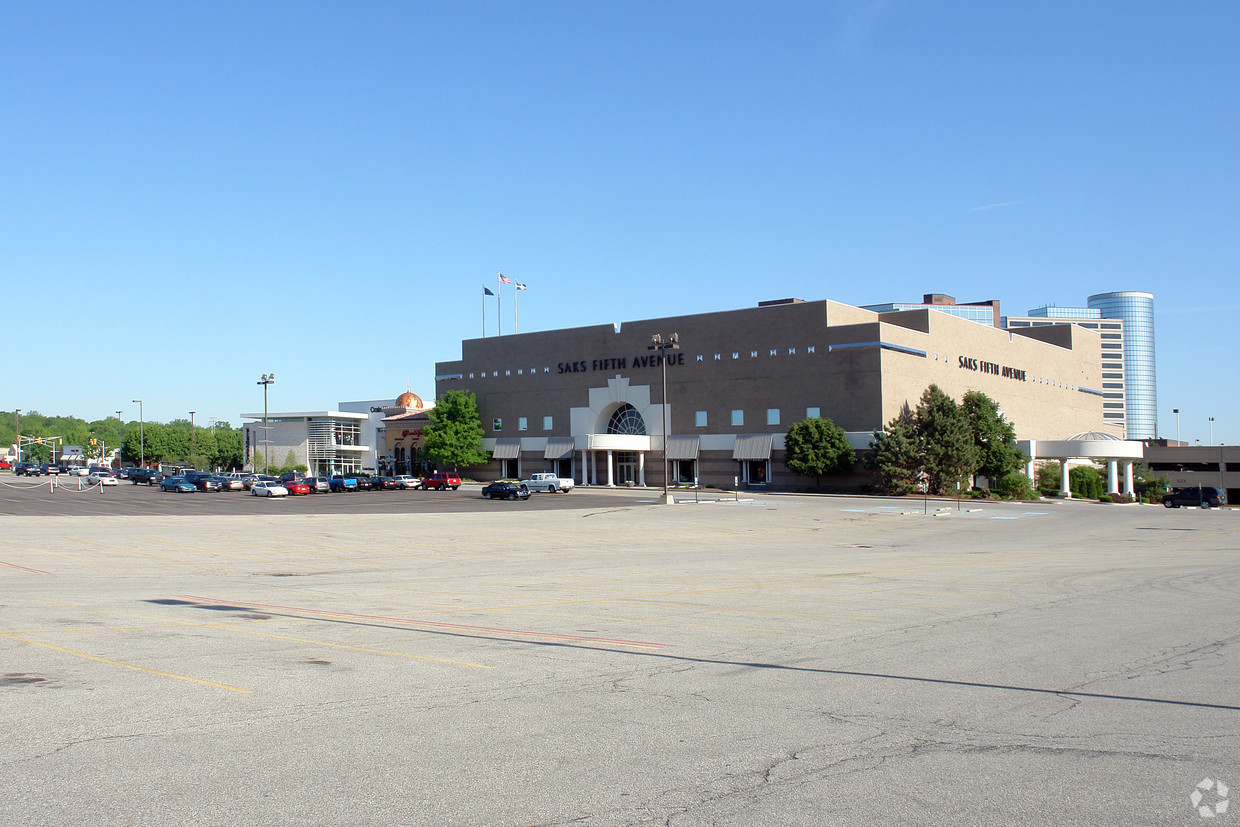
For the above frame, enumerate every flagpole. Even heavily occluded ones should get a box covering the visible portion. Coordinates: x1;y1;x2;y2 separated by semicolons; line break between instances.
482;286;486;338
497;269;503;337
515;282;519;333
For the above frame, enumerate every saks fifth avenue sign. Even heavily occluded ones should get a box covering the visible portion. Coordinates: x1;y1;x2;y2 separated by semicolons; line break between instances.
558;352;686;374
959;356;1027;381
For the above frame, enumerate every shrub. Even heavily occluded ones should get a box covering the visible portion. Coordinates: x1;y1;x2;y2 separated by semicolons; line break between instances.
995;472;1035;500
1098;494;1113;503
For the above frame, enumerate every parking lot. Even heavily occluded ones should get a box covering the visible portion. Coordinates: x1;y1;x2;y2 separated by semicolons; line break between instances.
1;492;1236;825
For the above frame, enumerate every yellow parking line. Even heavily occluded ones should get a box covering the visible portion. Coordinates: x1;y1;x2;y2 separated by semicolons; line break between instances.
0;633;250;693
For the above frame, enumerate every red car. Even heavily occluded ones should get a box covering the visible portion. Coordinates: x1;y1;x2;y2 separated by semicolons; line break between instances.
284;480;312;495
420;472;462;491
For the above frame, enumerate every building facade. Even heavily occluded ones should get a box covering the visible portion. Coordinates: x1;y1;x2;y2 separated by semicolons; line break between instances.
240;411;370;476
434;299;1109;489
1087;291;1156;440
1002;309;1127;438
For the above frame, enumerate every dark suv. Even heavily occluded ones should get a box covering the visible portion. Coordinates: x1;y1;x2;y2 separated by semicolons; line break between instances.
1162;487;1225;509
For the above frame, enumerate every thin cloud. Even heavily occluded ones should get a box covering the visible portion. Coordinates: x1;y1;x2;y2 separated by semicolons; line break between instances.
968;200;1026;212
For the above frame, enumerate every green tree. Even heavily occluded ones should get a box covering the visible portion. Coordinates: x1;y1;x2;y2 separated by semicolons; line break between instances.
784;416;855;487
867;406;922;494
213;423;244;471
961;390;1025;482
422;390;489;471
915;385;980;495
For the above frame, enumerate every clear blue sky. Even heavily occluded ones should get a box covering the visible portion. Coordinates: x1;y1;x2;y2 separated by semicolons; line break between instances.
5;2;1237;444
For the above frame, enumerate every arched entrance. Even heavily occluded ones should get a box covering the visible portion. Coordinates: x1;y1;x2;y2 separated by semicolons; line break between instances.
607;404;645;485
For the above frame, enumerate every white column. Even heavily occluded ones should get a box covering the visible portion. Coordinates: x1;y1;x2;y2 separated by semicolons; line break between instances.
1107;460;1118;494
1125;462;1135;495
1026;458;1036;485
606;450;614;487
1060;459;1071;498
638;452;646;487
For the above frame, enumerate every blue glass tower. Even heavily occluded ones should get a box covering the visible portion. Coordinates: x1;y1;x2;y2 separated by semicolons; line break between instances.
1087;291;1156;440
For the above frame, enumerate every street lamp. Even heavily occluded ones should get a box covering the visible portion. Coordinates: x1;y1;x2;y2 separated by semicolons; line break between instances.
648;333;680;504
1209;416;1214;445
116;411;123;469
257;373;275;475
131;400;144;466
189;411;196;468
1173;408;1180;445
14;409;20;463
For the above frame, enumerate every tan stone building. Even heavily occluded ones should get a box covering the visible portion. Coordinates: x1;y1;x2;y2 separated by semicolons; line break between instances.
434;298;1108;489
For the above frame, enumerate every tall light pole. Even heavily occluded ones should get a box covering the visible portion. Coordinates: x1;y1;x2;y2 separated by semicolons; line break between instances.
1209;416;1214;445
116;411;123;468
1173;408;1180;445
189;411;196;468
649;333;680;504
257;373;275;475
14;409;20;463
132;400;144;466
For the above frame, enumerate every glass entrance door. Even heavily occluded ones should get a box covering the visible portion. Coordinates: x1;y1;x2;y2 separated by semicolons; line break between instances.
614;451;638;485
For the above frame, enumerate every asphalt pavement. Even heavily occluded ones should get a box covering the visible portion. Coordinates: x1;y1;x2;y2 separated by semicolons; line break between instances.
1;489;1236;825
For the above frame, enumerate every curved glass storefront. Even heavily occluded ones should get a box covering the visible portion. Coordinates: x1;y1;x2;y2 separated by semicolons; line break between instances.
1088;292;1156;440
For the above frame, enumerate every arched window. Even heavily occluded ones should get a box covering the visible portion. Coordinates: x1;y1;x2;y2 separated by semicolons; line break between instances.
607;404;647;435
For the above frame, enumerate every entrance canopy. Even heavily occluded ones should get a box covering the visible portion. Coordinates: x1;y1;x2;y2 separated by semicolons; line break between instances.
1020;431;1143;462
733;434;774;460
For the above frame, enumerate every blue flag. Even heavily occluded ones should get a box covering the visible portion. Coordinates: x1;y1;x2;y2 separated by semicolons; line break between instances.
483;286;495;296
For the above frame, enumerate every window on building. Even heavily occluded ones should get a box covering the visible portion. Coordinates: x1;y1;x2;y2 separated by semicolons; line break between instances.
543;416;553;430
787;348;796;355
493;418;502;431
518;417;528;431
731;409;744;426
732;352;739;359
751;350;758;358
806;407;821;419
769;349;778;356
767;408;780;425
695;411;707;427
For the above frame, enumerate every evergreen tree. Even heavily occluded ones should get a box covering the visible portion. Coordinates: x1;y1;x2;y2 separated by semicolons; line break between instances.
421;390;489;472
961;390;1024;481
915;384;980;495
784;416;856;487
867;406;922;494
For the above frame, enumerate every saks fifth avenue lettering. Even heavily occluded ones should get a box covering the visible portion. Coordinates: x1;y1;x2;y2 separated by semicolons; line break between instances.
558;353;686;374
959;356;1027;381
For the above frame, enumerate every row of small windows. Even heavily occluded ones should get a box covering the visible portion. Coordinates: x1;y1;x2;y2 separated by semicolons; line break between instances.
696;407;821;428
493;416;555;432
465;346;819;379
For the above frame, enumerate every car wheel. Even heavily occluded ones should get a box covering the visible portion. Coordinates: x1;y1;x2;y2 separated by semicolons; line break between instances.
1163;500;1172;508
547;485;556;493
507;492;515;500
1201;501;1210;509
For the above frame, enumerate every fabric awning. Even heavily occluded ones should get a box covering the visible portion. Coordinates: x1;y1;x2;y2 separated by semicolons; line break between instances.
732;434;774;460
492;438;522;459
543;437;575;460
665;435;700;461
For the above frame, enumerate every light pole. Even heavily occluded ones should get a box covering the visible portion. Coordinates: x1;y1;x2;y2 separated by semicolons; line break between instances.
132;399;145;466
14;409;20;463
257;373;275;475
1209;416;1214;445
189;411;196;468
648;333;680;503
1173;408;1180;445
116;411;123;469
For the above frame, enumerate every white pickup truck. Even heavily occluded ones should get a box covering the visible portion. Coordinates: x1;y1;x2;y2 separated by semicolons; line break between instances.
521;472;575;493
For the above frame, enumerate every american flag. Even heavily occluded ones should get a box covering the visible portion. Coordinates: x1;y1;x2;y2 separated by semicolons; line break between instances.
498;273;511;284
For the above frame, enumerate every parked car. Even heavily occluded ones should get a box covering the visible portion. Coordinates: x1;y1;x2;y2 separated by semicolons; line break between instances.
14;462;41;476
88;471;118;486
393;474;421;490
251;481;289;497
304;476;331;493
284;479;311;495
1162;487;1225;509
67;465;90;476
160;477;197;493
132;468;165;486
371;476;400;490
521;472;575;493
329;475;359;492
0;459;10;470
481;481;531;501
420;472;462;491
39;464;63;475
193;476;223;493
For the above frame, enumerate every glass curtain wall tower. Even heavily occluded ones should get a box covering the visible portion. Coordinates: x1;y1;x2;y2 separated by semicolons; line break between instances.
1087;291;1156;440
